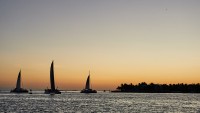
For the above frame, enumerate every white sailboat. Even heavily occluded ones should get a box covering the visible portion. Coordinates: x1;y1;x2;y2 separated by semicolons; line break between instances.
44;61;61;94
10;70;28;93
81;71;97;93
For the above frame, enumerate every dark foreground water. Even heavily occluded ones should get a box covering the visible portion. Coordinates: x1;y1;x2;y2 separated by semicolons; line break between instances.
0;91;200;113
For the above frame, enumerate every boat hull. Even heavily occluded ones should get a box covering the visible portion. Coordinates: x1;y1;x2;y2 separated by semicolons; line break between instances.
81;89;97;93
10;88;28;93
44;89;61;94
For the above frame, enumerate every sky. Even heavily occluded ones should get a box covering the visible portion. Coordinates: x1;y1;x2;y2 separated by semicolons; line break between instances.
0;0;200;90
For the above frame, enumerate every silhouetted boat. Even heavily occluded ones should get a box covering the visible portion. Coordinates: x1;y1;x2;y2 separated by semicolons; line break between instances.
81;71;97;93
44;61;61;94
10;70;28;93
29;89;32;94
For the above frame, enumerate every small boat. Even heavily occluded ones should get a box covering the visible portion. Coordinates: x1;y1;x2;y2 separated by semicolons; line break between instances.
44;61;61;94
10;70;28;93
29;89;32;94
45;89;61;94
81;71;97;93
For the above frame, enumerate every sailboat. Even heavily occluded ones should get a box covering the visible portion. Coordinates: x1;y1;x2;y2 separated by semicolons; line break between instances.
44;61;61;94
10;70;28;93
81;71;97;93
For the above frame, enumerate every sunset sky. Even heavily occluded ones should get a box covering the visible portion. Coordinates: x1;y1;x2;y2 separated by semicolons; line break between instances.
0;0;200;90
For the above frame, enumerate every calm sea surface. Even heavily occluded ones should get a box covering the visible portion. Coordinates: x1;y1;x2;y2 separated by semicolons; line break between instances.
0;91;200;113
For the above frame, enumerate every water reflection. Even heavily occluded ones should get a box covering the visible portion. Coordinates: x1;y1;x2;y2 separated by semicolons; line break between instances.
0;92;200;112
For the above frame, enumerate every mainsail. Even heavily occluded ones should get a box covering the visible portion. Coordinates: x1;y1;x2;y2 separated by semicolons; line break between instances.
10;70;28;93
16;70;21;91
81;71;97;93
85;75;90;89
50;61;55;91
44;61;61;94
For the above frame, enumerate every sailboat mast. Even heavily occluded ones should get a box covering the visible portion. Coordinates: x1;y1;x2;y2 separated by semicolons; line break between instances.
50;61;55;91
89;71;90;89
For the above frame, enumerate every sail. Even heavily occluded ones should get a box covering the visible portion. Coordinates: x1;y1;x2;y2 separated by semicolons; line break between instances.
81;71;97;93
16;70;21;91
50;61;55;91
85;75;90;89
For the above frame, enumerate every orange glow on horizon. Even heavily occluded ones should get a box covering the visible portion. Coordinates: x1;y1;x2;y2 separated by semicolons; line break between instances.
0;1;200;90
0;62;200;90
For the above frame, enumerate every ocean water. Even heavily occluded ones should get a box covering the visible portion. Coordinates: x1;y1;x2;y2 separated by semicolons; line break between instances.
0;91;200;113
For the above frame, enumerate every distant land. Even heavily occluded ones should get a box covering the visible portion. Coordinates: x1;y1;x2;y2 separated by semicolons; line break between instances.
112;82;200;93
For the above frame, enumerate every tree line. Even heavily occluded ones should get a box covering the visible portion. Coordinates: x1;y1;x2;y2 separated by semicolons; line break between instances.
115;82;200;93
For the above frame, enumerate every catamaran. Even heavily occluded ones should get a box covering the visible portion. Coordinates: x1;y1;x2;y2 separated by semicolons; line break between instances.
81;71;97;93
10;70;28;93
44;61;61;94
